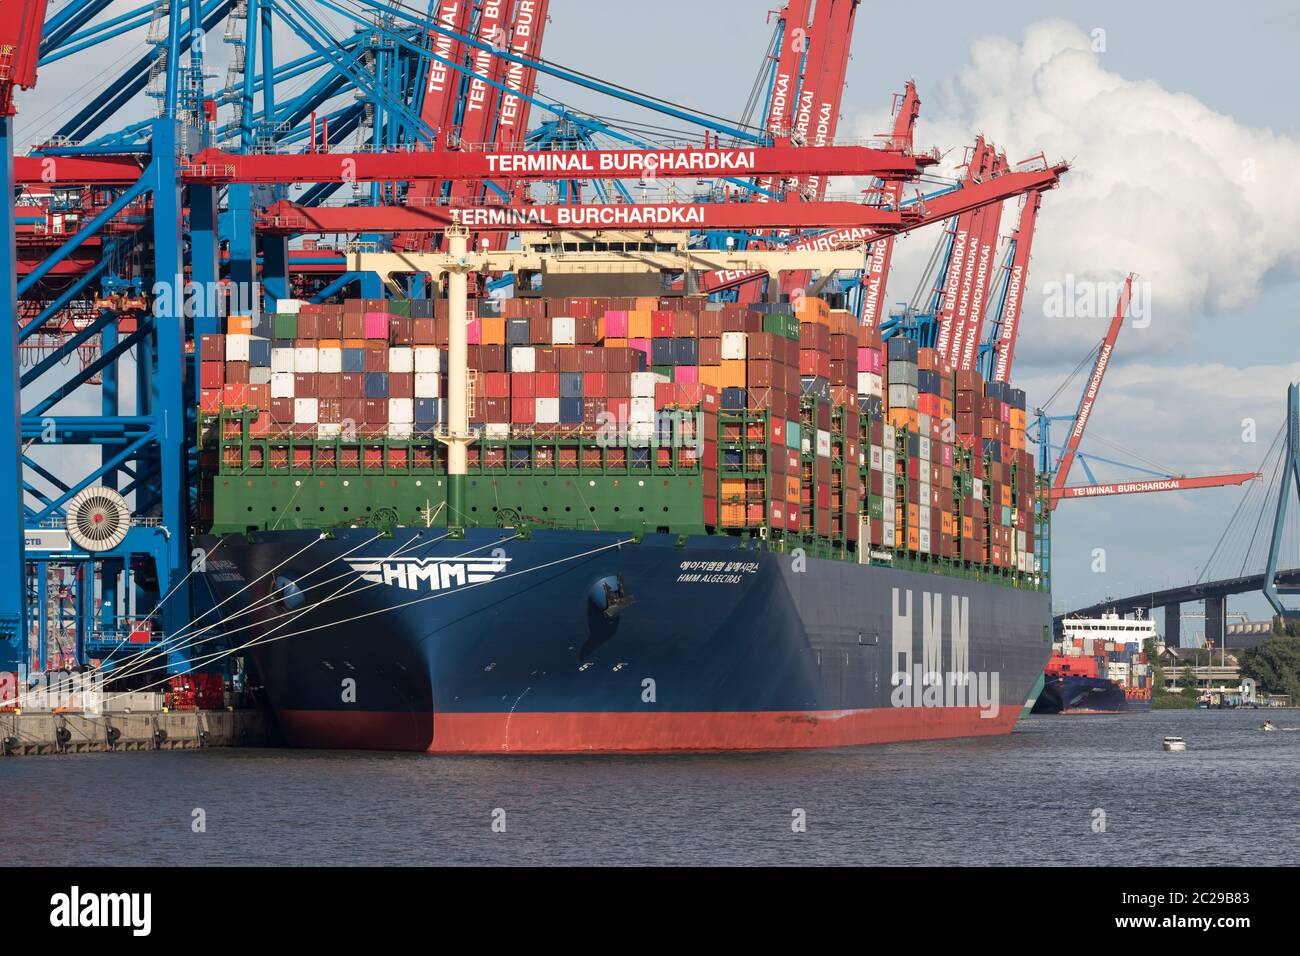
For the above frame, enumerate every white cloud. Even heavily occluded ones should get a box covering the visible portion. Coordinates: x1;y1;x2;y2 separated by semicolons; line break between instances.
849;20;1300;365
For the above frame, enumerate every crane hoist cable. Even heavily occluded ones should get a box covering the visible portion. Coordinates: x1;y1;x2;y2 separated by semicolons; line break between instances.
338;0;770;136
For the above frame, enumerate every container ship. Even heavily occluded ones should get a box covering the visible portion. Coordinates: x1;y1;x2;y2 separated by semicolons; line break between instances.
194;234;1052;753
1032;612;1155;714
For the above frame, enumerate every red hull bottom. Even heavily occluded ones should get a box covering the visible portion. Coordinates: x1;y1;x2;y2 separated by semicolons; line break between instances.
275;707;1022;754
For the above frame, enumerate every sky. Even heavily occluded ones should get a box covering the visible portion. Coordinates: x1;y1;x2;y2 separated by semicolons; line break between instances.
19;0;1300;639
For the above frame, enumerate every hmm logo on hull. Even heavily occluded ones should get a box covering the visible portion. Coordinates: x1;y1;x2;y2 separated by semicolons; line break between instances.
889;588;1000;719
347;551;510;592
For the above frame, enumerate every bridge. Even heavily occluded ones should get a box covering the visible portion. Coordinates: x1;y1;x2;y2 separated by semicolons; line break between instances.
1057;385;1300;645
1055;569;1300;647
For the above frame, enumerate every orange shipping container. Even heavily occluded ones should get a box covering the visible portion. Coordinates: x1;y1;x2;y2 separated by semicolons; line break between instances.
719;360;747;388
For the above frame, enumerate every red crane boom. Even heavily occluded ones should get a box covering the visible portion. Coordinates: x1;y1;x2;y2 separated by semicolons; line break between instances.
989;189;1043;383
1052;473;1259;502
1049;273;1135;507
859;80;921;335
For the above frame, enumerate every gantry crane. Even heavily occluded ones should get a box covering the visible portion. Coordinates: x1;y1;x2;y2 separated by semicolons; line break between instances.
1037;274;1259;507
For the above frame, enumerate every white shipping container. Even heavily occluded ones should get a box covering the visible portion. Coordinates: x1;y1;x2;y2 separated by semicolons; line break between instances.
630;372;659;398
535;397;560;424
551;316;576;345
919;506;931;529
484;423;510;439
630;397;656;423
856;371;883;398
816;429;831;458
294;347;318;374
883;474;896;497
414;346;442;373
318;347;342;374
919;436;931;461
919;529;932;553
973;477;984;500
720;331;747;360
271;347;295;373
271;372;295;398
225;333;250;362
277;299;304;315
869;446;883;470
883;424;896;446
389;347;414;374
510;346;536;373
387;423;413;440
414;373;440;398
388;398;413;424
627;421;655;444
293;397;318;424
317;423;342;439
249;366;271;385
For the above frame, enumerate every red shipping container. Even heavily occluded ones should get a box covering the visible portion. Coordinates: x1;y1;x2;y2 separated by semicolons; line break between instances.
651;310;675;337
317;373;341;398
389;316;414;345
512;373;536;398
606;372;630;397
200;388;222;412
389;374;413;399
294;373;318;397
223;362;249;385
585;372;606;397
199;335;224;361
511;396;535;423
483;372;510;398
318;398;343;423
363;398;388;424
247;384;270;410
364;342;388;372
534;348;558;373
341;398;365;425
534;372;560;397
221;383;249;407
200;361;224;389
342;312;365;339
340;372;365;398
318;312;343;339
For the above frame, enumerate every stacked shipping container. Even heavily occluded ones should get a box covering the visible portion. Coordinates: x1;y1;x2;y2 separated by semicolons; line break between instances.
202;292;1042;576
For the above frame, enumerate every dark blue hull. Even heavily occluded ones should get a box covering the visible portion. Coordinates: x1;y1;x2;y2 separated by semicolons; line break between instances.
1032;674;1151;714
197;528;1052;752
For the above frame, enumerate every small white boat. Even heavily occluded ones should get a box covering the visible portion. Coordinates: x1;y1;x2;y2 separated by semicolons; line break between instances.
1261;721;1276;732
1162;736;1187;752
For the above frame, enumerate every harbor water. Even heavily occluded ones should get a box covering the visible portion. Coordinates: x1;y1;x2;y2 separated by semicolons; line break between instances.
2;708;1295;866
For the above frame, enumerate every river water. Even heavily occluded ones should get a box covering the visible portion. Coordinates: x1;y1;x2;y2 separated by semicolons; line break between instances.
3;708;1295;866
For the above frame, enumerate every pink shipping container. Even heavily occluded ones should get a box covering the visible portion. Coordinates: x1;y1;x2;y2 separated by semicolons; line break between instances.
363;312;389;338
467;318;482;345
603;310;628;337
674;365;699;385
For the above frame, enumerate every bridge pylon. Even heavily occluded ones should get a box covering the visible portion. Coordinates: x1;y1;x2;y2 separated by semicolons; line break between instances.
1264;384;1300;618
